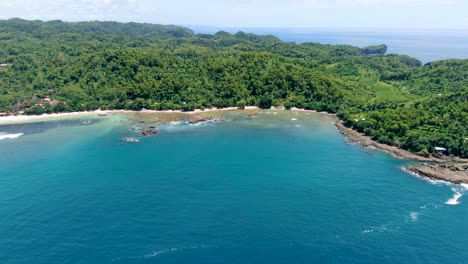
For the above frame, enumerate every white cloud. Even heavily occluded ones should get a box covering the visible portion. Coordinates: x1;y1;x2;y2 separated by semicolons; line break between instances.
0;0;464;28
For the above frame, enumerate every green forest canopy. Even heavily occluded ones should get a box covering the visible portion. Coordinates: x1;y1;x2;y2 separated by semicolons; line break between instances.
0;19;467;157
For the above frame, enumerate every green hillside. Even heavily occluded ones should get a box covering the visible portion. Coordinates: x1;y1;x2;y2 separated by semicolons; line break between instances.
0;19;466;157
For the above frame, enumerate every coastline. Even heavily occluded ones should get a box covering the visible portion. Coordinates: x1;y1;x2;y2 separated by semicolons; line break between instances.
334;120;468;184
334;120;440;162
1;106;467;184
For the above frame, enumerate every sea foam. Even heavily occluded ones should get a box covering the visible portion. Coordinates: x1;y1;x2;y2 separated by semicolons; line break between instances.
445;186;467;205
0;133;24;140
410;212;419;221
401;168;450;186
402;167;467;206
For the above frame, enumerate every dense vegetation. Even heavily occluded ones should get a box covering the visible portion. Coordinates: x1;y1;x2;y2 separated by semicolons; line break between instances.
0;19;467;157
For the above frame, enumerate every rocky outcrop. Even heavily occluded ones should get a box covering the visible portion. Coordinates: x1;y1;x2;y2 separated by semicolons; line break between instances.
335;120;468;185
405;163;468;184
140;129;157;136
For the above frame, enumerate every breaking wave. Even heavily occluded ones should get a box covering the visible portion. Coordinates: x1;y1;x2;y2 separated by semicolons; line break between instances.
401;168;451;186
116;245;209;261
144;248;180;258
402;168;467;206
409;212;419;222
0;133;24;140
445;185;467;205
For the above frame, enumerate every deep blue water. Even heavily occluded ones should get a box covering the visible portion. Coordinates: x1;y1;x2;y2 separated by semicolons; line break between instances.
193;27;468;63
0;111;467;264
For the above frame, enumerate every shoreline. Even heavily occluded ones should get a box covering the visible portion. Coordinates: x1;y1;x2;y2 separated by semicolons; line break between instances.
334;120;440;162
0;107;261;124
334;120;468;184
1;106;466;184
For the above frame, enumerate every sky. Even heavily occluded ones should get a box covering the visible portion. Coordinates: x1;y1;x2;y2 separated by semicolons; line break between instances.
0;0;467;29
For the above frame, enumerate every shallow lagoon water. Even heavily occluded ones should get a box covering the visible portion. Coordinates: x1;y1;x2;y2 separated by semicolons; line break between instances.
0;111;467;264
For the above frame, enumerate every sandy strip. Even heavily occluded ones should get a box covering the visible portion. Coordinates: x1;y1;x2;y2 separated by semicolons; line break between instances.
0;107;261;124
289;107;337;118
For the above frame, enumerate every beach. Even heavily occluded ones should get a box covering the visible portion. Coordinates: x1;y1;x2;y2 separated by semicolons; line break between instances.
0;107;261;124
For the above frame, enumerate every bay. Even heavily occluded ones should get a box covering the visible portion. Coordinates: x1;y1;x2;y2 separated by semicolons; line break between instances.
0;111;466;264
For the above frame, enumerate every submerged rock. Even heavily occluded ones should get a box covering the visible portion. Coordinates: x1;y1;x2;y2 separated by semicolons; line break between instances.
187;118;219;125
245;112;259;117
123;137;139;143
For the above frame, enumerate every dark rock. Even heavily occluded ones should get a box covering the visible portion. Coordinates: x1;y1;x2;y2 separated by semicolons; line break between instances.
140;129;158;136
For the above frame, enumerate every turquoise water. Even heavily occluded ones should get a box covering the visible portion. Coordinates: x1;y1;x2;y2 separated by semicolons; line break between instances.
0;111;467;264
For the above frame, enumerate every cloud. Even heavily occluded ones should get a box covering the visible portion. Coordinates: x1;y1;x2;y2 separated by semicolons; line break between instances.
0;0;464;28
0;0;140;21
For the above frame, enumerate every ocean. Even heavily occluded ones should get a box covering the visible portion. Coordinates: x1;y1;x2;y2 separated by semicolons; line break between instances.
192;27;468;64
0;111;467;264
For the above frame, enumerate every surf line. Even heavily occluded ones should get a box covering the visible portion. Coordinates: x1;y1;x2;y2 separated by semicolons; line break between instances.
0;133;24;140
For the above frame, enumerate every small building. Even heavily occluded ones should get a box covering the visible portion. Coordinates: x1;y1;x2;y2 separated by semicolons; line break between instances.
0;63;8;67
434;147;447;152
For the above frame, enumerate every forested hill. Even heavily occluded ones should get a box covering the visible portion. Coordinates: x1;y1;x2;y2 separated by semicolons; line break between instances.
0;19;467;158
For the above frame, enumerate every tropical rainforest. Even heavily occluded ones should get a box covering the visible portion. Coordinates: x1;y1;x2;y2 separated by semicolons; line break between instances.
0;19;467;157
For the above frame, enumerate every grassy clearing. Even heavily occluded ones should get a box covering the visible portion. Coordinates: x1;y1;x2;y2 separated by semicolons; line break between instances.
373;81;412;101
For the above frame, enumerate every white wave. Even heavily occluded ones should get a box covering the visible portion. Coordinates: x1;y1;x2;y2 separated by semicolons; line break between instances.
144;248;179;258
401;168;452;186
362;224;389;234
410;212;419;222
141;245;208;259
445;187;465;205
0;133;24;140
402;168;467;206
446;192;462;205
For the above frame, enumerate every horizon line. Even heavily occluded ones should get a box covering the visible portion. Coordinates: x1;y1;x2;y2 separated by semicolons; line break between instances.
2;17;468;32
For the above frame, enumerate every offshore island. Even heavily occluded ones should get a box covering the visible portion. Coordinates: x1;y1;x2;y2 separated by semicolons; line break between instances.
0;19;467;184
